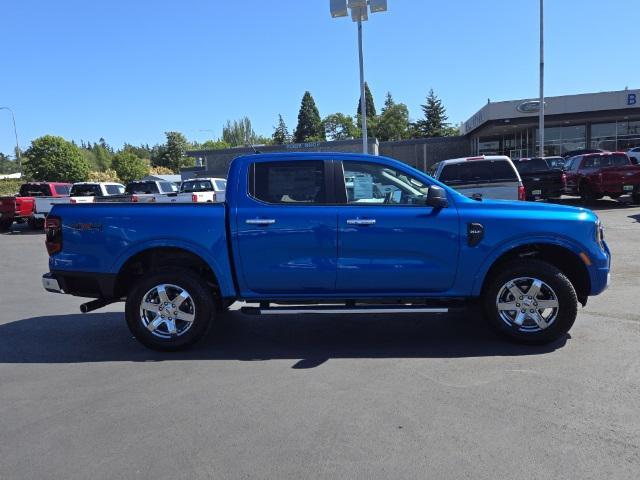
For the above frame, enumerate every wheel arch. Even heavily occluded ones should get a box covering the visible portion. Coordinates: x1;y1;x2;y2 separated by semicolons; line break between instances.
475;241;591;306
114;246;224;299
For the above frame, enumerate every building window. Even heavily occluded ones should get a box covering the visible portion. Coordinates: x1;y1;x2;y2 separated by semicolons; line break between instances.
536;125;585;156
591;121;640;151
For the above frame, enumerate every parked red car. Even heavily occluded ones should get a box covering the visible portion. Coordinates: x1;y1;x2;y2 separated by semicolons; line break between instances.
0;182;71;231
564;152;640;203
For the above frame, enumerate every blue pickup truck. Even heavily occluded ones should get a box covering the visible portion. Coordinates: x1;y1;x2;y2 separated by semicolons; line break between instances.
42;153;610;350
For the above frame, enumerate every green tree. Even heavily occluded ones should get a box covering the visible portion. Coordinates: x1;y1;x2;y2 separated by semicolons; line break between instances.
222;117;261;147
158;131;193;171
24;135;89;182
111;152;149;183
356;82;377;118
376;92;411;141
197;139;231;150
322;113;358;141
272;114;290;145
413;89;450;138
0;153;20;174
294;91;325;143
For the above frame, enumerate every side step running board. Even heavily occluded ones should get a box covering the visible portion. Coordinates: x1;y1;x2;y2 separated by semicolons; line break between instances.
241;305;449;315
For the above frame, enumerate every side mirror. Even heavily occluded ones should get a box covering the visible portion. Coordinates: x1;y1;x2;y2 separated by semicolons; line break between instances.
425;185;448;208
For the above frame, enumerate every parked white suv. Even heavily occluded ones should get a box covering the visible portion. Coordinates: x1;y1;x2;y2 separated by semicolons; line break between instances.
33;182;126;219
429;155;525;201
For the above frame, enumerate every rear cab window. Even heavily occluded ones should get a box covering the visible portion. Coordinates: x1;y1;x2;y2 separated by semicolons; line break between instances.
514;159;549;173
159;182;178;193
248;161;327;204
70;184;101;197
19;184;52;197
181;180;214;193
439;160;519;185
214;179;227;191
126;182;160;194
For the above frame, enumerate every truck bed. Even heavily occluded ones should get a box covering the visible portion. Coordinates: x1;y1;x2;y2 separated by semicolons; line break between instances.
48;202;236;298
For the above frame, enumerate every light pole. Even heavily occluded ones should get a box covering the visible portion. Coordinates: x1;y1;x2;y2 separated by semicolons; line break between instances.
0;107;22;174
330;0;388;154
538;0;545;158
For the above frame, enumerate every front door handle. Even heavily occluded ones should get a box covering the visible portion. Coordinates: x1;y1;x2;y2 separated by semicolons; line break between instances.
246;218;276;225
346;218;376;226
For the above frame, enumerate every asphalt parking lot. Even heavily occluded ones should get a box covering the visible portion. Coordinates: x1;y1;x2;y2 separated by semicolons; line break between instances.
0;199;639;480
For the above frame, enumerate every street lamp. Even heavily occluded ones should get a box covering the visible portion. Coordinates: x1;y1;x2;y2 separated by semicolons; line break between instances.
330;0;388;154
0;107;22;174
538;0;545;158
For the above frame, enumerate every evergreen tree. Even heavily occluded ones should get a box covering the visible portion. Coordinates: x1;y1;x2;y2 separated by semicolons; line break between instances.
413;89;449;138
294;91;324;143
272;114;290;145
111;151;149;183
377;92;411;141
160;132;194;172
356;82;376;118
222;117;260;146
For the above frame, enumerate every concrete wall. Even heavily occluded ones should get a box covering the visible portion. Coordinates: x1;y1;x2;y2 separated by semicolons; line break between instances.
186;136;470;177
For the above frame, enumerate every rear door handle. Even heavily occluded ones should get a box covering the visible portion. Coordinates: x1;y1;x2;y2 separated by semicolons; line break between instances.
346;218;376;225
245;218;276;225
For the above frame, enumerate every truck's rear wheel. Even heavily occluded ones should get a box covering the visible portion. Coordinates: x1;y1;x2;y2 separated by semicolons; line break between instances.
0;220;12;232
483;259;577;344
632;194;640;205
125;268;214;351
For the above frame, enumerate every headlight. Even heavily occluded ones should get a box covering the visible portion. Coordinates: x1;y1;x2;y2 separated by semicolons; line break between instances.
595;219;605;250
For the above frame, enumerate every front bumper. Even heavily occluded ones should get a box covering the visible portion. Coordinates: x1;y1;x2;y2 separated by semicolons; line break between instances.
42;273;64;293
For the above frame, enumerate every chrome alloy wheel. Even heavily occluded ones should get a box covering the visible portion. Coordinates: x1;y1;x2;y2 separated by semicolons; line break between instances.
139;284;196;339
496;277;560;332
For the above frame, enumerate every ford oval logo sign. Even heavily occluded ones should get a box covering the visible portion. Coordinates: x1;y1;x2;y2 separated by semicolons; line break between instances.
517;100;544;113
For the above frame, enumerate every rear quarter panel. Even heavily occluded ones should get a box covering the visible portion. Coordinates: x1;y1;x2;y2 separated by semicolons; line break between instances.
49;203;236;297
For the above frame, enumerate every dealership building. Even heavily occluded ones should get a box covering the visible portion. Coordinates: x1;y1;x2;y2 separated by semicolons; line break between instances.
461;88;640;159
186;88;640;178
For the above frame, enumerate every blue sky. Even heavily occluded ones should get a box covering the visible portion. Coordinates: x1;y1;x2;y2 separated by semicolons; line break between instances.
1;0;638;155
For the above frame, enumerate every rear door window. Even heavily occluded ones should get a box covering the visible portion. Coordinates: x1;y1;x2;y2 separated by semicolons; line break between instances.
159;182;178;193
214;179;227;191
54;185;70;196
249;161;327;204
105;184;125;195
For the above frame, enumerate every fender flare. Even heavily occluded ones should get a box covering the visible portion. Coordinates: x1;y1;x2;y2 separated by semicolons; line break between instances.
470;234;588;296
110;238;235;298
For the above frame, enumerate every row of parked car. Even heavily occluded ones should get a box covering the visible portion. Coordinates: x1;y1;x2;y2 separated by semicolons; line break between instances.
0;177;227;231
429;150;640;205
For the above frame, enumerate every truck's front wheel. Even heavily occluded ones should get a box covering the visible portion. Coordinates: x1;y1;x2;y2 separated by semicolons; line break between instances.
125;268;214;351
483;259;578;344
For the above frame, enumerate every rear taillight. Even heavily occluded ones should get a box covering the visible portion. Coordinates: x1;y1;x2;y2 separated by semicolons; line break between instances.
131;194;138;203
45;216;62;255
561;173;567;186
70;198;77;204
518;184;526;201
212;192;217;202
192;193;198;203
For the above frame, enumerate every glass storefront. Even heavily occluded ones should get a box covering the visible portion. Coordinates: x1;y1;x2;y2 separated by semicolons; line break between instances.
591;120;640;151
476;121;640;158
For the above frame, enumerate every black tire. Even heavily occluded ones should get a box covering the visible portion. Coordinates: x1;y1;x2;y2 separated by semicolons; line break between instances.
28;217;44;230
482;259;578;344
0;220;12;232
580;183;598;204
632;194;640;205
125;268;215;351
